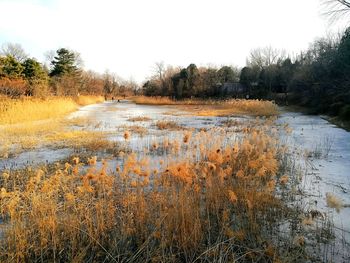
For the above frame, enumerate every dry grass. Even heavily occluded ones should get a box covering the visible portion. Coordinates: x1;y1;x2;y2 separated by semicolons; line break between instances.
0;96;106;157
0;120;63;157
131;96;278;117
74;95;105;106
0;119;111;159
0;118;320;262
326;192;343;213
121;125;148;137
0;97;77;125
131;96;182;105
127;116;152;122
0;97;337;262
180;100;278;117
0;95;104;125
156;120;184;130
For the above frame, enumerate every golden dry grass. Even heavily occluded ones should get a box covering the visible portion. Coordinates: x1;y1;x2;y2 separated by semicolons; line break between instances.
155;120;184;130
326;192;343;213
121;125;148;137
130;96;182;105
0;120;112;159
179;100;278;117
74;95;104;106
0;98;336;262
127;116;152;122
131;96;278;116
0;95;104;125
0;118;318;262
0;96;106;156
0;97;77;125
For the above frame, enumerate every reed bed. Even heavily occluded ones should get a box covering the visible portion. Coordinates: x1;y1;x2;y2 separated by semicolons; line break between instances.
0;118;323;262
131;96;278;117
0;95;104;125
74;95;104;106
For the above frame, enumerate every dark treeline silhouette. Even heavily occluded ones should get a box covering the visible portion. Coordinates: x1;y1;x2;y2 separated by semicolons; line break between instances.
0;46;137;98
142;27;350;121
142;64;240;99
1;26;349;121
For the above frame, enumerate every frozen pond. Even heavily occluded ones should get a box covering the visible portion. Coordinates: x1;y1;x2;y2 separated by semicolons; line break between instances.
279;111;350;248
0;101;246;168
1;100;349;255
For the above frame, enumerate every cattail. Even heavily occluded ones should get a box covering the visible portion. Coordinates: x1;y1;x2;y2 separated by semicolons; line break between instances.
163;138;169;148
142;170;150;177
88;156;97;166
133;166;142;175
152;142;158;150
86;173;94;180
267;180;276;191
236;170;244;178
73;166;79;176
124;131;130;140
228;190;238;203
207;162;216;171
183;132;191;144
280;175;289;185
143;177;150;186
72;157;80;165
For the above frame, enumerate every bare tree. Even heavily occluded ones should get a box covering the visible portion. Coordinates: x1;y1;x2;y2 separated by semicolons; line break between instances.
154;61;165;81
322;0;350;22
1;43;28;62
73;51;84;68
44;50;56;70
127;77;139;95
247;46;286;69
153;61;166;94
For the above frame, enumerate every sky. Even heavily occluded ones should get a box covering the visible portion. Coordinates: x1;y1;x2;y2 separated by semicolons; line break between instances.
0;0;348;82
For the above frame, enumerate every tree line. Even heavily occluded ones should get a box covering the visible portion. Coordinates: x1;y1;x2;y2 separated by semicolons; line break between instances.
0;45;137;98
142;63;240;98
142;27;350;121
1;26;349;121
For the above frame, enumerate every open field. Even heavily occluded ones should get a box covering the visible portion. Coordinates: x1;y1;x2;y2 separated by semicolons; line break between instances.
0;99;349;262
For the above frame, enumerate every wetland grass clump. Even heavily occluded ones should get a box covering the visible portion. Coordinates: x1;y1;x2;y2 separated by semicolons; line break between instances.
0;96;107;158
0;97;77;124
127;116;152;122
156;120;184;130
74;95;104;106
0;118;327;262
131;96;278;117
0;95;104;125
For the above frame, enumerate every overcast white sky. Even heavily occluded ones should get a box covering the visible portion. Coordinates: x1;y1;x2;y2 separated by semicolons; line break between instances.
0;0;347;82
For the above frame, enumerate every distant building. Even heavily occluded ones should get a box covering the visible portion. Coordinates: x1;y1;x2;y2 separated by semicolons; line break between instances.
219;82;247;97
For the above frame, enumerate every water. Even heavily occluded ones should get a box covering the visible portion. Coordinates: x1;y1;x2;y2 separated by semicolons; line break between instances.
278;111;350;244
1;100;349;255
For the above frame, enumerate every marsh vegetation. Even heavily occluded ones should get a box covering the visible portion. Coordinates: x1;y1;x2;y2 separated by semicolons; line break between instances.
0;99;349;262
